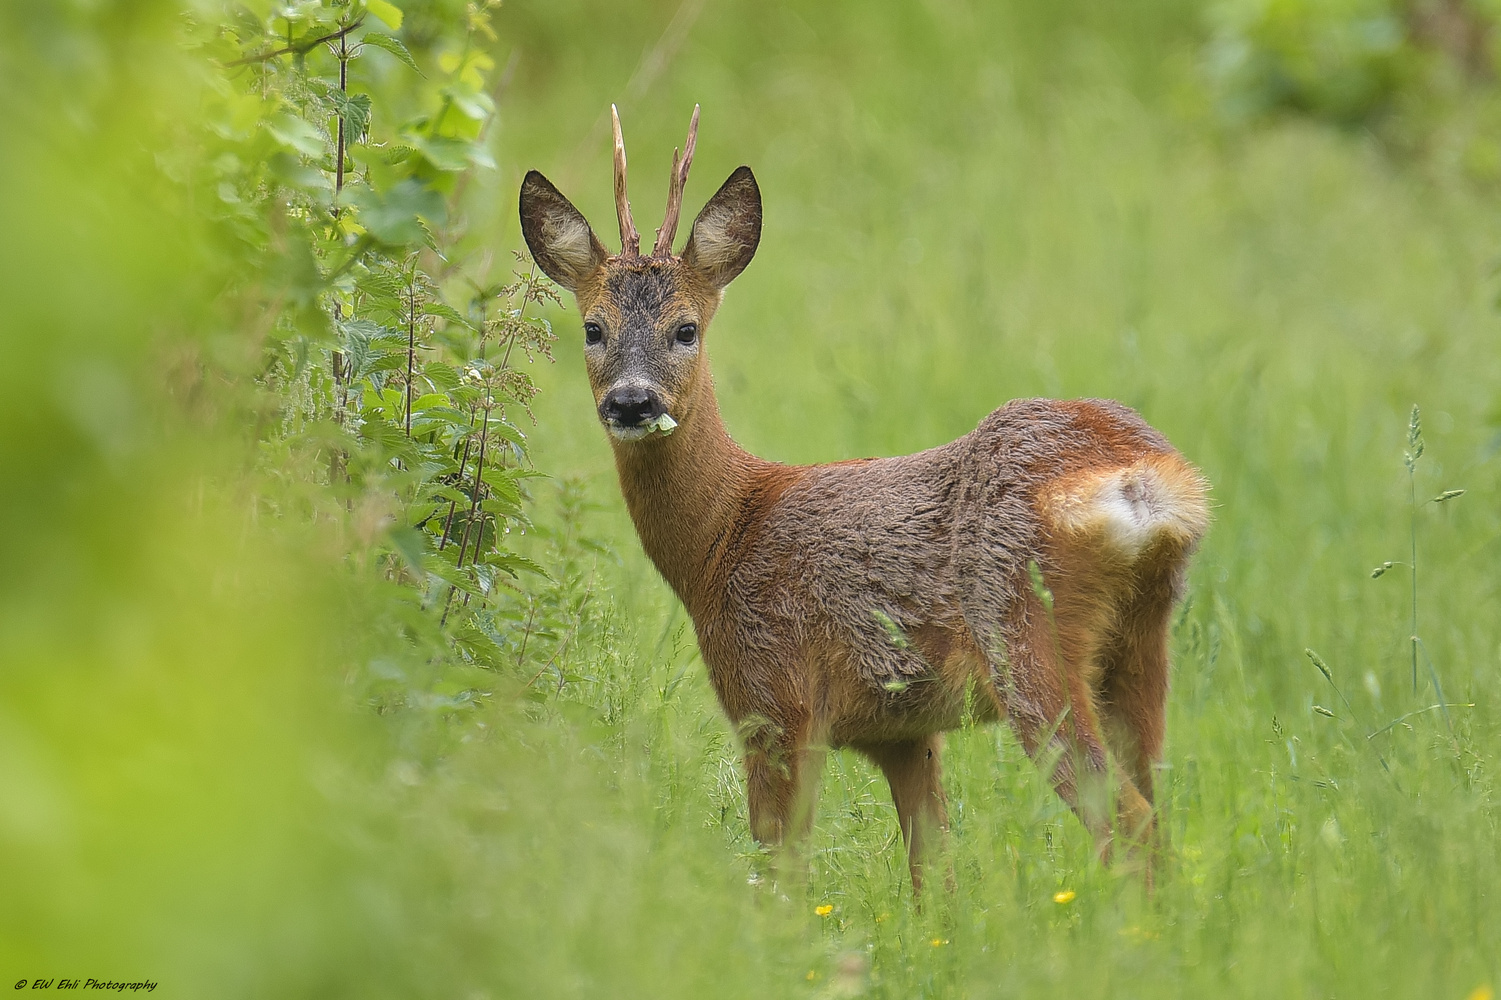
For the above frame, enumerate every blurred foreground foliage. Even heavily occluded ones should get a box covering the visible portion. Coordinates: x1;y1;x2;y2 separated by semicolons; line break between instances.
0;0;632;993
3;0;1501;998
197;0;582;710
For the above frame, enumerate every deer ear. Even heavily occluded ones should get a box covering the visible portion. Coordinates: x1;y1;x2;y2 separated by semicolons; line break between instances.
519;170;608;292
683;166;761;289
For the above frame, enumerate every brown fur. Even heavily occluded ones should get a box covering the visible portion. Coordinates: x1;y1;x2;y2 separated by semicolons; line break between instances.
519;147;1209;889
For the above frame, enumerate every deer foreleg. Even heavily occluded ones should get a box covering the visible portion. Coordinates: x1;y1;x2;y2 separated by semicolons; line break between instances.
741;715;821;851
860;735;951;893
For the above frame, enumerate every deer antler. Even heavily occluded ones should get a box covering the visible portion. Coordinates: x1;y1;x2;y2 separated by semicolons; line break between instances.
611;104;640;258
653;104;699;258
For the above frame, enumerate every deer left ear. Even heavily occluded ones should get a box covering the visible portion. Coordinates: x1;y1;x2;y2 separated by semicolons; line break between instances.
683;166;761;289
519;170;609;293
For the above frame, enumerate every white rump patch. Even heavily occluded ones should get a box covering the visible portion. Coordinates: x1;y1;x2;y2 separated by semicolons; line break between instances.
1049;462;1209;559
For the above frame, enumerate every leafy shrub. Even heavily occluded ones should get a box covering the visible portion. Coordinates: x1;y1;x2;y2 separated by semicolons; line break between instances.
1205;0;1416;125
192;1;580;724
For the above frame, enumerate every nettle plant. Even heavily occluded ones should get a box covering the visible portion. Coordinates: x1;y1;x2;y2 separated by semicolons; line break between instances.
195;1;569;702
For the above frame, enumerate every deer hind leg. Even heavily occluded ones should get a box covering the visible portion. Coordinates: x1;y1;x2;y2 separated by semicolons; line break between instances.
990;589;1148;862
858;735;950;893
1096;559;1180;864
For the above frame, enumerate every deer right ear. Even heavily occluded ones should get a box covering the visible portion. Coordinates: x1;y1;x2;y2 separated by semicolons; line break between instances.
683;166;761;289
519;170;609;293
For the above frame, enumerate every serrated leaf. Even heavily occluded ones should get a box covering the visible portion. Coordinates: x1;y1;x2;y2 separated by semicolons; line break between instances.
381;144;418;165
424;299;472;327
361;31;420;74
359;417;407;450
424;362;461;389
481;552;549;579
407;502;441;527
480;497;522;519
430;485;474;506
481;468;524;505
488;421;527;449
330;91;373;144
416;405;474;427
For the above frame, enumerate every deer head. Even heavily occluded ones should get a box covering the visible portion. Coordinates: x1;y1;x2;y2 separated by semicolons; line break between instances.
519;106;761;443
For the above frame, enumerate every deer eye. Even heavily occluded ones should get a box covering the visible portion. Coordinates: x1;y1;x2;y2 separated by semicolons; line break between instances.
584;322;603;345
675;322;698;346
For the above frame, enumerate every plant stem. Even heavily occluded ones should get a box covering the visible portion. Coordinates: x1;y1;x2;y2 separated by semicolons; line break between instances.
405;280;416;437
439;403;489;628
438;407;478;551
335;29;348;202
225;18;365;66
1409;459;1418;695
454;403;490;571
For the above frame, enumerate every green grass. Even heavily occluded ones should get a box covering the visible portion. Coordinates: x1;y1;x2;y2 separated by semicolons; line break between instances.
4;0;1501;996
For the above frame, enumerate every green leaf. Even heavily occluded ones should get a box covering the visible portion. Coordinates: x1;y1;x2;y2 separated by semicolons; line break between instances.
386;525;429;573
424;362;461;389
488;421;527;449
404;133;494;172
266;151;329;192
403;393;439;411
366;0;404;30
417;405;474;426
430;486;474;506
330;91;373;144
358;417;407;450
480;496;522;518
266;112;326;157
423;299;472;327
360;31;420;74
480;552;549;579
349;177;445;246
481;468;524;505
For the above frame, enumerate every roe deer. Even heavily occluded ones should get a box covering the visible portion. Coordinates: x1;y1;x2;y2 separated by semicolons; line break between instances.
519;106;1209;889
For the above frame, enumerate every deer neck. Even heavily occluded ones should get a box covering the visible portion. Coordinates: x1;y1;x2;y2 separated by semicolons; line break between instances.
609;378;757;615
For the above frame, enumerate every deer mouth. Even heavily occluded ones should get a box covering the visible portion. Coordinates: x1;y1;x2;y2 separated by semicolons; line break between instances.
605;412;678;442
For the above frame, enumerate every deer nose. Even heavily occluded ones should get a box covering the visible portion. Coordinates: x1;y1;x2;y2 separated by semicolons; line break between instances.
599;385;665;427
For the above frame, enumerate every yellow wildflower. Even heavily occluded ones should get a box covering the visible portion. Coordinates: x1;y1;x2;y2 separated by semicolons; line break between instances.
1468;987;1493;1000
930;937;949;947
1053;890;1076;904
815;904;833;917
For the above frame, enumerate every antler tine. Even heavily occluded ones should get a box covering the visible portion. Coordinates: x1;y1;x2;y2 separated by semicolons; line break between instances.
653;104;699;257
611;104;640;258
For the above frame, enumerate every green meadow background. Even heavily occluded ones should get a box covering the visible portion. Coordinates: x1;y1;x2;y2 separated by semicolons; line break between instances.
3;0;1500;997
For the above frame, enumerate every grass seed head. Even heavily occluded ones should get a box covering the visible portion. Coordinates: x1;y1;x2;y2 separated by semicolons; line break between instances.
1305;648;1333;683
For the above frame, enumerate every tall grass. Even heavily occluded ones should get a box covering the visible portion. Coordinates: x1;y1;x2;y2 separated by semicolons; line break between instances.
3;0;1500;997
